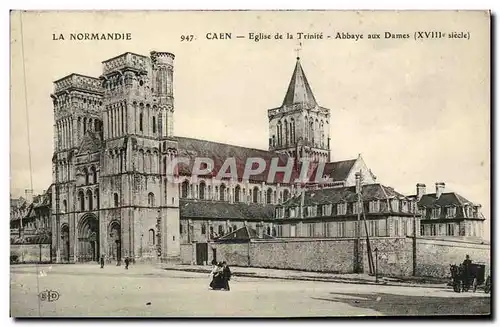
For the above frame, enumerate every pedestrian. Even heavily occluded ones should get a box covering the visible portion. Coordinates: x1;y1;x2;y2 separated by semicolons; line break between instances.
222;261;231;291
100;254;105;269
209;262;223;290
124;256;130;270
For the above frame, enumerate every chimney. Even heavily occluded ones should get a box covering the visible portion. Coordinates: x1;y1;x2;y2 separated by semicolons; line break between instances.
416;183;426;200
435;182;445;198
355;172;362;194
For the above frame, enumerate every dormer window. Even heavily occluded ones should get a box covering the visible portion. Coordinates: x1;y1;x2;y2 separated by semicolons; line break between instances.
369;201;380;213
337;202;347;215
431;208;441;219
446;207;457;218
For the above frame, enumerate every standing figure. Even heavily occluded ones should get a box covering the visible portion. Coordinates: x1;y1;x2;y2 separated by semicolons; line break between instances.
209;262;223;290
100;254;105;269
222;261;232;291
124;257;130;270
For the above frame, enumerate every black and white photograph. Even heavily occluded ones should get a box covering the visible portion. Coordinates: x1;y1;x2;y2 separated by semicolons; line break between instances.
9;10;491;317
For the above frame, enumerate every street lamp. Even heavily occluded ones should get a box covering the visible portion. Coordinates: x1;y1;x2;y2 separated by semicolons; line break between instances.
374;247;379;283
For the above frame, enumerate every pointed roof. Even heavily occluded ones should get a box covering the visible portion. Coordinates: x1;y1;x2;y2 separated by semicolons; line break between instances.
282;58;318;108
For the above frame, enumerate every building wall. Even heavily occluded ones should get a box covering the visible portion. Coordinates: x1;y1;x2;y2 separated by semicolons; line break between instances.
415;237;490;278
209;243;250;267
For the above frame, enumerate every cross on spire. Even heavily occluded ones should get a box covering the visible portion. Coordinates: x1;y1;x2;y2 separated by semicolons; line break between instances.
294;41;303;59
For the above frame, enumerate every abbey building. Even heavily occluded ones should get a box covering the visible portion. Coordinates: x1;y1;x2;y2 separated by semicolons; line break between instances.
48;51;485;265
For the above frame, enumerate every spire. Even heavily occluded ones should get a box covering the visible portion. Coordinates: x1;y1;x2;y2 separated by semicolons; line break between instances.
282;57;318;108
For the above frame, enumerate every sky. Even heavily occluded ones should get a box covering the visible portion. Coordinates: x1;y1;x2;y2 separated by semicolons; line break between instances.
10;11;490;239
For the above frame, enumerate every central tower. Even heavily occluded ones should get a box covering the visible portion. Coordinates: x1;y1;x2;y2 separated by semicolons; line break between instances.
268;57;331;163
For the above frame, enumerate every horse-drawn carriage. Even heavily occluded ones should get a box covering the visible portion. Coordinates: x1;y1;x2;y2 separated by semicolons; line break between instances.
449;262;490;293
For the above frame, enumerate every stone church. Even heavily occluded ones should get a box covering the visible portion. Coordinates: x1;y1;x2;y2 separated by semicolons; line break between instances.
50;50;483;266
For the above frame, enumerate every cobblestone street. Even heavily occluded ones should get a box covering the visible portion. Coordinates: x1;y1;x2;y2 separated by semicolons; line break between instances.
10;264;491;317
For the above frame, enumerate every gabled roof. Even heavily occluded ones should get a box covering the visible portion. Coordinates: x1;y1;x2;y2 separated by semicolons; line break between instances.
217;225;275;242
282;58;318;108
180;199;275;221
281;183;408;207
78;131;103;154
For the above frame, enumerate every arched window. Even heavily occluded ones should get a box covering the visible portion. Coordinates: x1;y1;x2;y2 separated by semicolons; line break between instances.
181;181;189;198
199;181;206;200
139;113;143;132
149;229;155;245
63;200;68;213
253;186;259;203
78;191;85;211
266;226;271;235
113;193;119;207
284;119;289;145
218;225;224;236
83;167;89;185
90;166;97;184
148;192;155;206
152;117;156;133
219;184;226;201
83;117;87;135
234;185;241;202
266;188;272;204
86;189;93;211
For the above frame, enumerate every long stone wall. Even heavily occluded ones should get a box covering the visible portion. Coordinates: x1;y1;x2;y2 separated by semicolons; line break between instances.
199;236;491;279
415;237;490;278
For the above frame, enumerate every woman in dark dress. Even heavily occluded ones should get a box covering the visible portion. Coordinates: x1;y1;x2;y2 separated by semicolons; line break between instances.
209;262;224;290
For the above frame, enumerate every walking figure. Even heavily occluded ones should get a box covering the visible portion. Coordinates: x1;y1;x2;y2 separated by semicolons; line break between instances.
222;261;231;291
124;257;130;270
100;254;105;269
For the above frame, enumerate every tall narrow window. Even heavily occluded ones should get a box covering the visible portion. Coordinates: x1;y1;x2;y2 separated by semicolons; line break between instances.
149;229;155;245
219;184;226;201
266;189;272;204
114;193;119;207
181;181;189;198
152;117;157;133
234;185;241;202
253;187;259;203
199;182;206;200
139;113;143;132
78;191;85;211
86;190;93;211
148;192;155;206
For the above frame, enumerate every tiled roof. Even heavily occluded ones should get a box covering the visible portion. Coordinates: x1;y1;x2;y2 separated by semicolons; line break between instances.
310;159;356;182
217;225;274;242
180;199;275;221
282;58;317;108
175;136;299;184
411;192;475;208
282;183;408;207
175;136;358;185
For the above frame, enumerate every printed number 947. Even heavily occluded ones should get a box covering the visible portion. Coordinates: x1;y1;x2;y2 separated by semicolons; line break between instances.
181;35;195;42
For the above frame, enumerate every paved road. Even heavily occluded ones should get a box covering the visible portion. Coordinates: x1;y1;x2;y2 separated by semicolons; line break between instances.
10;264;491;317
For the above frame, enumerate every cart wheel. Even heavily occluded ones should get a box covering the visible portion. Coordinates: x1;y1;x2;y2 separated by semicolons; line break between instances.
453;282;461;293
473;278;478;292
484;286;490;294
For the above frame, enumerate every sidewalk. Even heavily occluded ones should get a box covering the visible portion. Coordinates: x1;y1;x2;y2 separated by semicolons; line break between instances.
161;264;449;289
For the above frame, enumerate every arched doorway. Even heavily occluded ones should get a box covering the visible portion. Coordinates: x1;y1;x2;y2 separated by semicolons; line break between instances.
77;214;99;262
108;221;121;264
61;224;70;262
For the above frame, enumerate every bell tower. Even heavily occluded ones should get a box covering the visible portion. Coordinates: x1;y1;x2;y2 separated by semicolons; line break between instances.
268;56;331;163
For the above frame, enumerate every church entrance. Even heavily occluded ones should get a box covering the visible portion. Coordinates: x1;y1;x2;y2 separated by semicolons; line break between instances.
61;224;70;262
77;214;99;262
108;221;121;265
